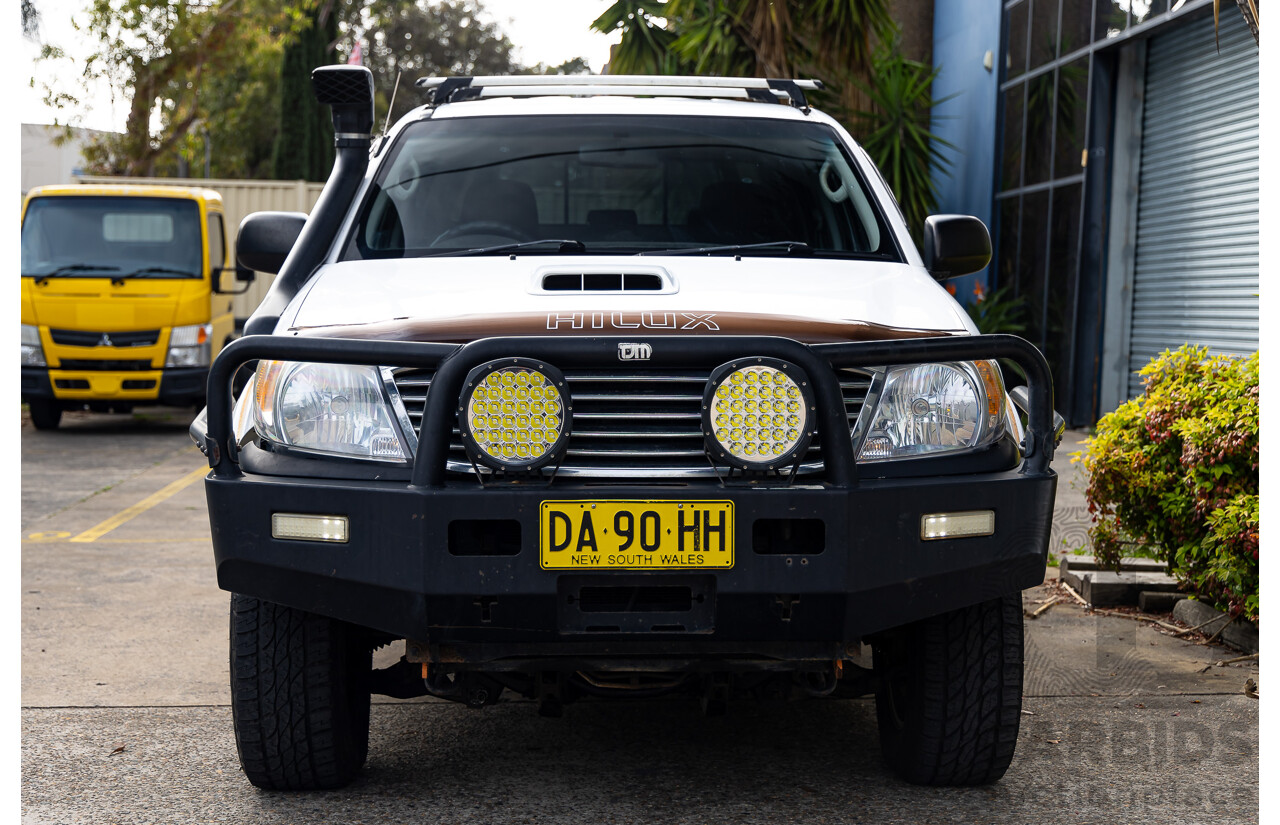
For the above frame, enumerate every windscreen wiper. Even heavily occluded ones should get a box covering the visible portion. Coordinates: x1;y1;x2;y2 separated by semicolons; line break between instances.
424;239;586;258
125;266;199;278
637;241;813;257
31;264;122;285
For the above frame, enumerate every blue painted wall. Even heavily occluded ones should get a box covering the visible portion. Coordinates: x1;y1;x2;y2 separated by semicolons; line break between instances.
930;0;1002;307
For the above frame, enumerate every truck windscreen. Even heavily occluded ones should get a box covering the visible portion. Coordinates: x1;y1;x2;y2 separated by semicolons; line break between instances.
22;196;204;279
346;115;900;261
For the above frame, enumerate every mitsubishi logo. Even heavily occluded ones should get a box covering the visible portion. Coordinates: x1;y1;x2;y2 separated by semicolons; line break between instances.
617;342;652;361
98;333;113;348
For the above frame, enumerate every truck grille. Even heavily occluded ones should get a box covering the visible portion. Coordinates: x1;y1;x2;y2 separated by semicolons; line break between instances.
391;366;875;478
48;329;160;348
55;359;155;371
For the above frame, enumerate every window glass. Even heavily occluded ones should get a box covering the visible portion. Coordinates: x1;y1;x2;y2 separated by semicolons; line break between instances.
1017;189;1050;349
1030;0;1060;68
1095;0;1127;40
1047;183;1082;403
208;213;226;270
1053;57;1090;180
1007;1;1029;79
1024;71;1056;186
346;115;898;260
1060;0;1093;54
21;196;203;278
1001;85;1025;191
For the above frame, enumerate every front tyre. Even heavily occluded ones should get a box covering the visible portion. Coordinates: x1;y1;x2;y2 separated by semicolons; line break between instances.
229;594;371;790
873;593;1024;786
28;399;61;430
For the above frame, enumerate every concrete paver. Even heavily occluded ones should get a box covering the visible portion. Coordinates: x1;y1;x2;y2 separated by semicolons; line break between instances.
20;416;1260;823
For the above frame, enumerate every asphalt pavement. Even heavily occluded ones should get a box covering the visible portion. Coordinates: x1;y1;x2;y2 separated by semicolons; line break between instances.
20;412;1260;824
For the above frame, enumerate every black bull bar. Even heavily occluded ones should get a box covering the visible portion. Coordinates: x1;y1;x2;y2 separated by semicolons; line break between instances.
202;333;1057;482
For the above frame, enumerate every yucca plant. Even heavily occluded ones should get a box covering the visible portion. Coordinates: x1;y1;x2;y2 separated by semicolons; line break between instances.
849;42;954;242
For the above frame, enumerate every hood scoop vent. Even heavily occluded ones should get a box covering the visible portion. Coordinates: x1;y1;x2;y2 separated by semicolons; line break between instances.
532;266;677;295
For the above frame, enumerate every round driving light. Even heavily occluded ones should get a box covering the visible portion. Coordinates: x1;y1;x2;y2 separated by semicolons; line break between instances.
459;359;571;471
702;358;815;469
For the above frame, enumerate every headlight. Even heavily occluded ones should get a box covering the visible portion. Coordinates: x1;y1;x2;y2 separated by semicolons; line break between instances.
703;358;814;469
166;323;212;368
459;359;570;471
21;324;45;367
859;360;1006;461
249;360;411;462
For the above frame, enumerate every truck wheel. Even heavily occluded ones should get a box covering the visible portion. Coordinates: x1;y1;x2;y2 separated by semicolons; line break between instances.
28;400;61;431
229;594;371;790
872;593;1023;786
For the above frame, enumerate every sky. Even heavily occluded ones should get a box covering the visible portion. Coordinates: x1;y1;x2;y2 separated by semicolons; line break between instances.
20;0;622;132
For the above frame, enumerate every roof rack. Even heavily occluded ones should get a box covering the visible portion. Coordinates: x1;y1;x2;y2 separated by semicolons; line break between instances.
416;75;825;111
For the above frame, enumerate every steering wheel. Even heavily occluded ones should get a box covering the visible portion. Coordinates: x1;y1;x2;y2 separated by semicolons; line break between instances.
431;221;533;246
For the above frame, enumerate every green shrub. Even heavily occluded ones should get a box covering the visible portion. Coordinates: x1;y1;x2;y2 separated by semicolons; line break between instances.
1073;345;1259;620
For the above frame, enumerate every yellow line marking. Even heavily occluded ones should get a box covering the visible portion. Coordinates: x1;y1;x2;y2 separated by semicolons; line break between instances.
24;537;210;544
67;466;209;543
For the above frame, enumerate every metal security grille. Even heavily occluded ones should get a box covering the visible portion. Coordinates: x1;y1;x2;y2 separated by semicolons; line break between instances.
391;365;873;478
1128;13;1259;398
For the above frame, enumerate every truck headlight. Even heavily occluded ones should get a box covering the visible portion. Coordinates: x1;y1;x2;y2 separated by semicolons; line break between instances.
703;358;814;469
166;323;212;368
859;361;1006;461
21;324;45;367
249;360;411;463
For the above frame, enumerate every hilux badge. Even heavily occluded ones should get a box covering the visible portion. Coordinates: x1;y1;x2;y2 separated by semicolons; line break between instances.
618;342;652;361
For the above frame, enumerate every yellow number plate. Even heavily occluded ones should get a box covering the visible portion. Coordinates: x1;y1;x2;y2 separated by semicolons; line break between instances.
539;500;734;570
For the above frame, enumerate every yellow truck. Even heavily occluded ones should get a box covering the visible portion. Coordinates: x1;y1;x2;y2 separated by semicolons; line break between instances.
20;184;252;429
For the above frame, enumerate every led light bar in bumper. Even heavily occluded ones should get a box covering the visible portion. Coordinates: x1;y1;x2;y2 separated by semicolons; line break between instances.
920;510;995;540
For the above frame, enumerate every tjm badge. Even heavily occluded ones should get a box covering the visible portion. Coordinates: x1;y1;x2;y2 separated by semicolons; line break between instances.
618;342;652;361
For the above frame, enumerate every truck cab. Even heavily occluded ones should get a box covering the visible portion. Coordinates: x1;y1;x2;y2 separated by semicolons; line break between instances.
195;68;1062;791
20;184;248;429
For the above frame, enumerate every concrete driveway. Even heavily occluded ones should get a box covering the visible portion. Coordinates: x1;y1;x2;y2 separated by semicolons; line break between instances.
20;414;1259;824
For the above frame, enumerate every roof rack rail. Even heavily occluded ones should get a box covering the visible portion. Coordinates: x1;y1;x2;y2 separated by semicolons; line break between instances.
416;75;825;111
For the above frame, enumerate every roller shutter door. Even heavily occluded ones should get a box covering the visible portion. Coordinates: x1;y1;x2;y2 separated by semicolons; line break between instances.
1127;12;1259;398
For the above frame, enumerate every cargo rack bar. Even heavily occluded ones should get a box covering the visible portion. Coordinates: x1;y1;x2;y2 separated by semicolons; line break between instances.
416;75;824;110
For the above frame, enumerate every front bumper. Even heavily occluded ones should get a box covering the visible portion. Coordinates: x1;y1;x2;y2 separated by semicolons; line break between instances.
22;366;208;406
201;333;1059;662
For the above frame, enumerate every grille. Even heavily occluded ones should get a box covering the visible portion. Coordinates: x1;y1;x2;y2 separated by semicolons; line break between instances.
49;329;159;348
391;365;875;478
56;359;154;372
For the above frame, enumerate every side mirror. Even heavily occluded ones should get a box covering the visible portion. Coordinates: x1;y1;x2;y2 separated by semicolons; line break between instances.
212;265;257;295
236;212;308;275
922;215;991;280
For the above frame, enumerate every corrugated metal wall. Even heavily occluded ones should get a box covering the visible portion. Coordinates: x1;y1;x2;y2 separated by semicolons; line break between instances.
1127;13;1259;397
74;176;325;322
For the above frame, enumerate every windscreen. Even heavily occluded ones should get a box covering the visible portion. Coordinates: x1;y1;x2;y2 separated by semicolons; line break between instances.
346;115;900;260
21;196;204;279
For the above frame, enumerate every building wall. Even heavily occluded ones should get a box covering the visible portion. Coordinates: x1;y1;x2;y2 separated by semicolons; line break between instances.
21;124;113;195
930;0;1002;303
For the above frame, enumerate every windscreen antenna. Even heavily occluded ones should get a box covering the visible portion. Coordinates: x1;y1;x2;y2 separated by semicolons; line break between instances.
383;71;402;136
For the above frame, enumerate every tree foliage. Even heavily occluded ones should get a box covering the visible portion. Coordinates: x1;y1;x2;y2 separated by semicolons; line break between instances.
349;0;522;127
62;0;305;177
41;0;581;180
273;0;339;180
850;41;953;239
